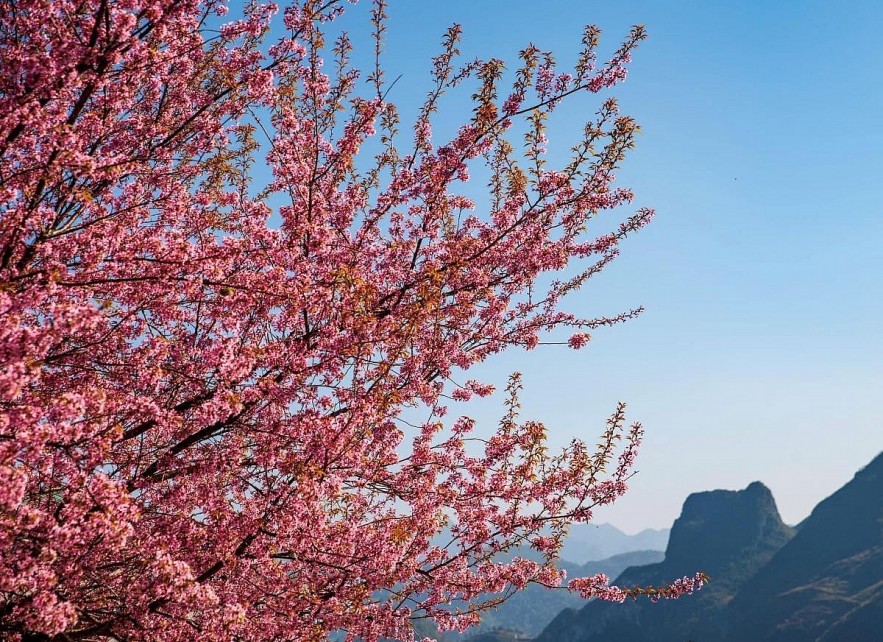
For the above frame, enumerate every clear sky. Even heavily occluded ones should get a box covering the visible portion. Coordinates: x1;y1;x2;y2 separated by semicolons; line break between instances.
357;0;883;533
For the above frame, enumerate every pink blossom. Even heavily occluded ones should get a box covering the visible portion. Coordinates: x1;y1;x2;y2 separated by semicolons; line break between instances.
568;332;591;349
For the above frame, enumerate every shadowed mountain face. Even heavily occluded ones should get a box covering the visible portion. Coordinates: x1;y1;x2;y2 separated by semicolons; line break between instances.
726;452;883;642
535;482;795;642
664;481;793;578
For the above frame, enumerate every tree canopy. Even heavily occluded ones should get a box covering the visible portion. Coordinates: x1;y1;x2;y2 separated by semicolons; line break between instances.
0;1;704;640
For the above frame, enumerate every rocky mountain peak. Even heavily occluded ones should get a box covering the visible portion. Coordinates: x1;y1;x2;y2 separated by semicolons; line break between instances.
664;481;790;576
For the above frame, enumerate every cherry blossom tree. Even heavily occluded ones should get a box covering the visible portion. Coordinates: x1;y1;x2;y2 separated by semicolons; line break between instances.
0;0;705;640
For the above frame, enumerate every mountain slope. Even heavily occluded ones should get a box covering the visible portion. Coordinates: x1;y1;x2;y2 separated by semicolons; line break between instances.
726;451;883;642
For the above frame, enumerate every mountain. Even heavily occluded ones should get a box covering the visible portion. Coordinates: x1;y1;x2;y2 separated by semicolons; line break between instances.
559;523;670;565
726;452;883;642
535;481;795;642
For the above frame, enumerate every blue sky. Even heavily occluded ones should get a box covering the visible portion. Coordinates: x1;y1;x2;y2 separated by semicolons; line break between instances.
360;1;883;532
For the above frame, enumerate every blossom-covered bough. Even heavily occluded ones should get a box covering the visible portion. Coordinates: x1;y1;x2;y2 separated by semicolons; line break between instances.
0;0;706;640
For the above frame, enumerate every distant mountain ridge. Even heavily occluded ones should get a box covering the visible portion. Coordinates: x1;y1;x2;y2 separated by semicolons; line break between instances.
559;523;670;566
424;521;671;641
